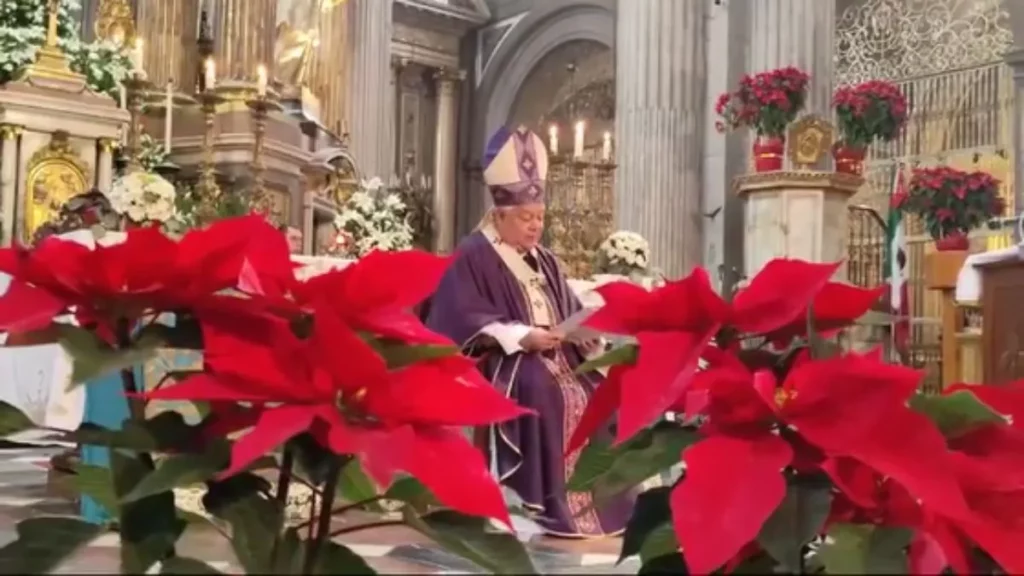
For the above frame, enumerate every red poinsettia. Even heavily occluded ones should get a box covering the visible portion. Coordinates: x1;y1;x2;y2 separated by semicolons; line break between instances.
568;259;883;450
0;215;294;335
832;79;908;148
148;255;531;525
896;166;1004;242
716;66;810;137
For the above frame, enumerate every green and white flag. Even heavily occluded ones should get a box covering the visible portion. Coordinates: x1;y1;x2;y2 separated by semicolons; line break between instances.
885;164;910;352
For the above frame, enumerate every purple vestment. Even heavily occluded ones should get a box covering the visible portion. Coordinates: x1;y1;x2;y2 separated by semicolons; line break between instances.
426;231;633;537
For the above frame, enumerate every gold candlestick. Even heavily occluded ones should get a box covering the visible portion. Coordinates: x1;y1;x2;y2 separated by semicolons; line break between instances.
246;92;283;221
122;75;153;172
195;90;225;221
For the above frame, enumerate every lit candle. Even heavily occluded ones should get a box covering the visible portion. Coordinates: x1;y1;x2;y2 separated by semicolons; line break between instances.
203;58;216;92
602;131;612;161
130;38;144;75
573;121;585;158
548;124;558;155
256;64;268;97
164;80;173;152
118;83;126;109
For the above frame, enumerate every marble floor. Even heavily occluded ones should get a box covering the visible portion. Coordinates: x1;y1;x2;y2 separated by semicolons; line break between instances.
0;444;639;574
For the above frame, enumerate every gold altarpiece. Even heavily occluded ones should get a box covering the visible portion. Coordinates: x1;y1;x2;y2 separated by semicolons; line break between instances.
0;1;127;245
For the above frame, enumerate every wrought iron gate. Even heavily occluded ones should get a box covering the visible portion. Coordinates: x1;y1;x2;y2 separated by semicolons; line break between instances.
837;0;1015;383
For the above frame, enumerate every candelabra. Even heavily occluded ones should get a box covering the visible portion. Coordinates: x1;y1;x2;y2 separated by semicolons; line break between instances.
122;75;153;171
246;91;283;221
545;153;617;278
194;89;225;221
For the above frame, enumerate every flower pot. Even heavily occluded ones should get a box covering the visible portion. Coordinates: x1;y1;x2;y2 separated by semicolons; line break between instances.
752;135;785;172
832;143;867;176
934;233;970;252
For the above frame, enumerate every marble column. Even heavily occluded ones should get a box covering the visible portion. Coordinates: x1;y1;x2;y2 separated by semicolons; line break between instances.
614;0;707;279
433;68;461;254
97;138;116;193
748;0;836;124
349;0;394;179
0;125;20;247
1004;48;1024;237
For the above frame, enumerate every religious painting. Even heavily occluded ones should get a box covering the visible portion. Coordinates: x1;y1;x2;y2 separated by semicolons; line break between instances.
24;132;91;243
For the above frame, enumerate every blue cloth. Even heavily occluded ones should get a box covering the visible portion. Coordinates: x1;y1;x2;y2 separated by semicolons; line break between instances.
80;368;134;524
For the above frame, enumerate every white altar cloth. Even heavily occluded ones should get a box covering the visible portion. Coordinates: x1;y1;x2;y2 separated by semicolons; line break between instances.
954;245;1021;303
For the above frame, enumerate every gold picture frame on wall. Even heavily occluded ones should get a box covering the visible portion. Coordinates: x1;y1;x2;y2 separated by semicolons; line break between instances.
24;131;91;242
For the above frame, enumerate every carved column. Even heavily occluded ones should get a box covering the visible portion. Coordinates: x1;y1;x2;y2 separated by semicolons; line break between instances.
1006;48;1024;233
97;138;117;192
348;0;394;179
749;0;835;117
0;125;21;246
614;0;707;278
206;0;276;81
433;68;461;254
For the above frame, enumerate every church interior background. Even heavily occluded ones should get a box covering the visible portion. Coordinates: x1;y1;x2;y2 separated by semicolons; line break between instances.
4;0;1024;572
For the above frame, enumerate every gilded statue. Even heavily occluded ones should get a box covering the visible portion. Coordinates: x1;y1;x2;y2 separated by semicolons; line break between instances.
275;0;345;86
94;0;136;47
24;132;90;242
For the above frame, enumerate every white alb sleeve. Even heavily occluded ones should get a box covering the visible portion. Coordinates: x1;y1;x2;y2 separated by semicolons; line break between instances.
479;322;533;355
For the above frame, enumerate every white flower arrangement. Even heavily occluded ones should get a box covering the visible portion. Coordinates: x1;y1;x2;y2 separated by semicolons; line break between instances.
595;230;652;277
331;177;414;257
107;171;177;225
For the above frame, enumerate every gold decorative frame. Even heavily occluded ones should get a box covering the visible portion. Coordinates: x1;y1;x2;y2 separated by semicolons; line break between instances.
94;0;136;46
787;115;834;170
24;131;91;242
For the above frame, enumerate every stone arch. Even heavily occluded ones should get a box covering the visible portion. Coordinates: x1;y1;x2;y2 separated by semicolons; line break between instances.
476;0;615;138
462;0;615;234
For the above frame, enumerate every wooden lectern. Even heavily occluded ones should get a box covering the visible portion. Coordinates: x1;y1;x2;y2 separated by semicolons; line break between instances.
976;258;1024;384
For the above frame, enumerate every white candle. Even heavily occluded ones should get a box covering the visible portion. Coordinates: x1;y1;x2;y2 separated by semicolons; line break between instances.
256;64;268;97
130;38;144;75
602;131;612;161
118;83;126;108
548;125;558;155
203;58;216;91
573;121;585;159
164;80;173;152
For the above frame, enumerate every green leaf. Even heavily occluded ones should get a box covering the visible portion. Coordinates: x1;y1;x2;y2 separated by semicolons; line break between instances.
0;401;35;438
159;556;225;574
756;481;833;572
112;451;187;574
820;523;912;574
312;541;377;575
638;525;679;564
620;487;673;563
121;452;227;504
209;492;284;574
909;390;1007;438
64;412;202;453
638;552;689;575
369;339;458;370
58;324;163;387
65;463;120;516
576;344;637;374
289;432;343;485
337;458;382;505
384;477;439;512
568;423;697;499
0;517;106;573
201;472;273;515
404;509;537;574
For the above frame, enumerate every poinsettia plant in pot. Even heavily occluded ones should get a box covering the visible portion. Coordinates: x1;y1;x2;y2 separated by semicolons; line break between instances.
0;215;539;574
894;165;1004;251
566;258;1024;574
832;80;909;175
715;66;810;172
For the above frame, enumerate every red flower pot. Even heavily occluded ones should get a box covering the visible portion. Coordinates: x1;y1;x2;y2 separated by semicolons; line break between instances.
934;233;970;251
832;143;867;176
753;135;785;172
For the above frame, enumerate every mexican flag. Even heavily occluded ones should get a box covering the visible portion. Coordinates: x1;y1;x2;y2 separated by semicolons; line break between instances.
886;163;910;354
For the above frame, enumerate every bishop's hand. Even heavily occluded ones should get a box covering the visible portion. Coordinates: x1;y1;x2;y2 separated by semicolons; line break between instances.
519;328;562;352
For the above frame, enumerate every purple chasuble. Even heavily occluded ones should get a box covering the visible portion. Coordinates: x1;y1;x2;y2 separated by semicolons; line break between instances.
426;231;633;537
